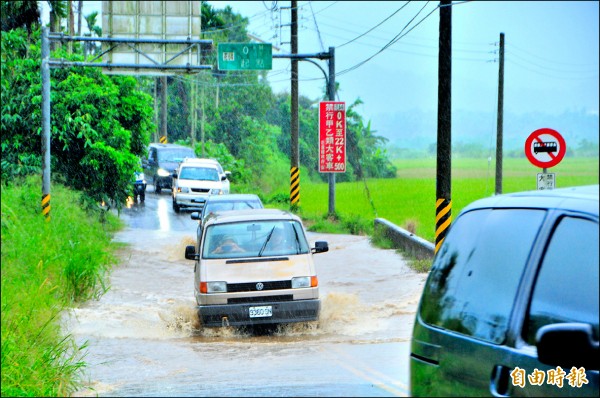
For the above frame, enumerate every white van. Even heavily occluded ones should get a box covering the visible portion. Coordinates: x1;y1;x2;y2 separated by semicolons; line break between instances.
184;209;328;328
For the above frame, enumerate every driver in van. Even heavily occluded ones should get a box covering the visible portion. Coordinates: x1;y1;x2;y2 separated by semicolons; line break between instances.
212;235;245;254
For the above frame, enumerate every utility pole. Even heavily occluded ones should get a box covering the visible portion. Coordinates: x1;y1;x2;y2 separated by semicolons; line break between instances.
153;79;159;142
41;27;51;222
327;46;336;216
495;32;505;195
68;0;74;54
201;80;206;156
77;0;83;36
161;76;168;142
290;0;300;210
435;0;452;254
190;77;197;146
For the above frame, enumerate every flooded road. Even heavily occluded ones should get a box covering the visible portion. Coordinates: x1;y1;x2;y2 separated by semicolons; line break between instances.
67;188;427;397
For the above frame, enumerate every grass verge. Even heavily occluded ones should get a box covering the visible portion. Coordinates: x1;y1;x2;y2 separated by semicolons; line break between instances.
273;157;598;271
1;175;123;396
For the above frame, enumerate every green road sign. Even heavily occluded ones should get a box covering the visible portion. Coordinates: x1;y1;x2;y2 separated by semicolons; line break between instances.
217;43;272;71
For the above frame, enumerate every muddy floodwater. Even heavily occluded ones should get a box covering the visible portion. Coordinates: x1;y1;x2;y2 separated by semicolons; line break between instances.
65;194;427;396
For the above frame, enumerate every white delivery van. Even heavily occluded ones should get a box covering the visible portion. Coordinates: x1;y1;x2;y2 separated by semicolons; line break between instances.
184;209;328;328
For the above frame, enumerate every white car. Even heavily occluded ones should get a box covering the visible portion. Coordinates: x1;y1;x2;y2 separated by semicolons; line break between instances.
172;158;230;213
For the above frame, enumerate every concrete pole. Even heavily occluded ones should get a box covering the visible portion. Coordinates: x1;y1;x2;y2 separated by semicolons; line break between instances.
190;77;197;146
327;46;336;217
435;0;452;253
290;0;300;209
161;76;168;142
495;32;505;195
42;27;52;221
153;79;159;142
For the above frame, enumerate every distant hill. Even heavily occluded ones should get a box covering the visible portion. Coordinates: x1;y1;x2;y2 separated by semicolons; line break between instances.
373;109;599;153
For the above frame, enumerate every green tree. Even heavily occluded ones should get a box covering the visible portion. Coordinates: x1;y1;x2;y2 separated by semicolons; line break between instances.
1;0;40;36
83;10;101;57
1;27;153;210
47;0;67;45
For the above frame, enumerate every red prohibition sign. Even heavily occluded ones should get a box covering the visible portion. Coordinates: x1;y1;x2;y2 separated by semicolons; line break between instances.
524;128;566;168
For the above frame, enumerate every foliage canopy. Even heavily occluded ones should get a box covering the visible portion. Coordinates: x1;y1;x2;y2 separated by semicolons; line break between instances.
1;2;396;211
1;27;153;210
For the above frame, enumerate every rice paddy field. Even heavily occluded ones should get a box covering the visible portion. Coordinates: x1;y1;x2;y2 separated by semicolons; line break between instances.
299;156;599;243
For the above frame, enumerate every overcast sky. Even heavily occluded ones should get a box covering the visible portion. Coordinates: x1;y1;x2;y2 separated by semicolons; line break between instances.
42;1;599;121
209;1;599;120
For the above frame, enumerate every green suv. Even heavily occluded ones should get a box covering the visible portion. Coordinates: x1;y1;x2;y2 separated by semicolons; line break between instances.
410;185;598;397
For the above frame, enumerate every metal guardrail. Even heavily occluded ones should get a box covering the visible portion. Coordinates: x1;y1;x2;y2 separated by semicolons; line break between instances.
374;218;435;260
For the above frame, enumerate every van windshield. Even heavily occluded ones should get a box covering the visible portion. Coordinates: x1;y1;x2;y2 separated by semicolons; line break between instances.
202;220;309;259
157;149;195;163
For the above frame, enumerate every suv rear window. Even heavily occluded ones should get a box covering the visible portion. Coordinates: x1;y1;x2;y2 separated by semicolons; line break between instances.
419;208;546;344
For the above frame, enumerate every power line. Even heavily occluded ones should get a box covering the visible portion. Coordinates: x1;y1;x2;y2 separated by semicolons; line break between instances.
305;24;490;56
509;42;599;67
336;1;412;49
506;58;598;81
309;1;326;53
262;1;278;11
506;50;599;74
336;1;437;77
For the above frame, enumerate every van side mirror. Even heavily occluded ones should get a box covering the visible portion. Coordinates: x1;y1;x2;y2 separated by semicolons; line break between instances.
185;245;197;260
536;323;599;370
172;172;178;178
311;241;329;254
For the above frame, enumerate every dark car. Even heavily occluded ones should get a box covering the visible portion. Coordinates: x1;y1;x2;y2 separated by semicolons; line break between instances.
410;185;599;397
142;143;196;194
190;193;264;241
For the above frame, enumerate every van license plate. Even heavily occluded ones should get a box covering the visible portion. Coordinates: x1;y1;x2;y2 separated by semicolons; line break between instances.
249;306;272;318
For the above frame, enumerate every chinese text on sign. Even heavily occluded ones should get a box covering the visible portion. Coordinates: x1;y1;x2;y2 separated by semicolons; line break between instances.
319;101;346;173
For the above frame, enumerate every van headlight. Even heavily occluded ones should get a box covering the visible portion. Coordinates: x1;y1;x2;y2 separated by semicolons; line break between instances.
211;188;223;195
292;277;311;288
207;281;227;293
157;168;171;177
177;186;190;193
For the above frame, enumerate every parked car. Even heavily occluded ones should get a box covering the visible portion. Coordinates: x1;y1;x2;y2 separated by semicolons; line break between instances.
172;158;230;213
410;185;599;397
184;209;329;329
142;143;196;194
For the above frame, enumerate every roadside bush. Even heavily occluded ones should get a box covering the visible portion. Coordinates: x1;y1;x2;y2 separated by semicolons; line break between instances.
1;175;123;396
